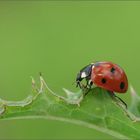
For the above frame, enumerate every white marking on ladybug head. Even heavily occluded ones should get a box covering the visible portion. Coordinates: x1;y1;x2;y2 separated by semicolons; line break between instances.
81;72;87;78
92;65;95;69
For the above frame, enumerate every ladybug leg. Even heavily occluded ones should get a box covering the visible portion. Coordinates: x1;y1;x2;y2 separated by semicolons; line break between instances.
76;80;86;89
114;94;127;109
84;80;89;88
83;80;93;96
109;92;127;109
76;80;91;96
83;88;91;96
76;81;82;88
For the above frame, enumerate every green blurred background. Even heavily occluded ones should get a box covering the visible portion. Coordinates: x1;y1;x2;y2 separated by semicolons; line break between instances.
0;1;139;139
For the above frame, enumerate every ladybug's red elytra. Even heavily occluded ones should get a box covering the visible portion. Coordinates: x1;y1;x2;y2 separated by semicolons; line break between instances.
76;61;128;93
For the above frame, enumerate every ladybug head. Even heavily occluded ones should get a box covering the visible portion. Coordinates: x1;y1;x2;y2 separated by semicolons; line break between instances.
92;62;128;93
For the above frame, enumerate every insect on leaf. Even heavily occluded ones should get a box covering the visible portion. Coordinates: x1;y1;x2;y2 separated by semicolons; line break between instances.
0;76;140;139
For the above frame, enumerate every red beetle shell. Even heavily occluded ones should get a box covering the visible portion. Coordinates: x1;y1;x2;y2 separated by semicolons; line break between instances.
91;62;128;93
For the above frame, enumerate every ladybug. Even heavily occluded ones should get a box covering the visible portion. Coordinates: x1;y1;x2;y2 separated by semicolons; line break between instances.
76;61;128;108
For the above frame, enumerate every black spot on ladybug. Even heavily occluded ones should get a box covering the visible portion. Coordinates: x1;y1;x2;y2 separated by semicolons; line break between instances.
110;67;115;73
120;82;125;89
101;78;106;84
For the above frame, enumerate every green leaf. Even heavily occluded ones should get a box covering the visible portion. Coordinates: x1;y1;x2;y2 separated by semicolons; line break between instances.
129;86;140;119
0;76;140;139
